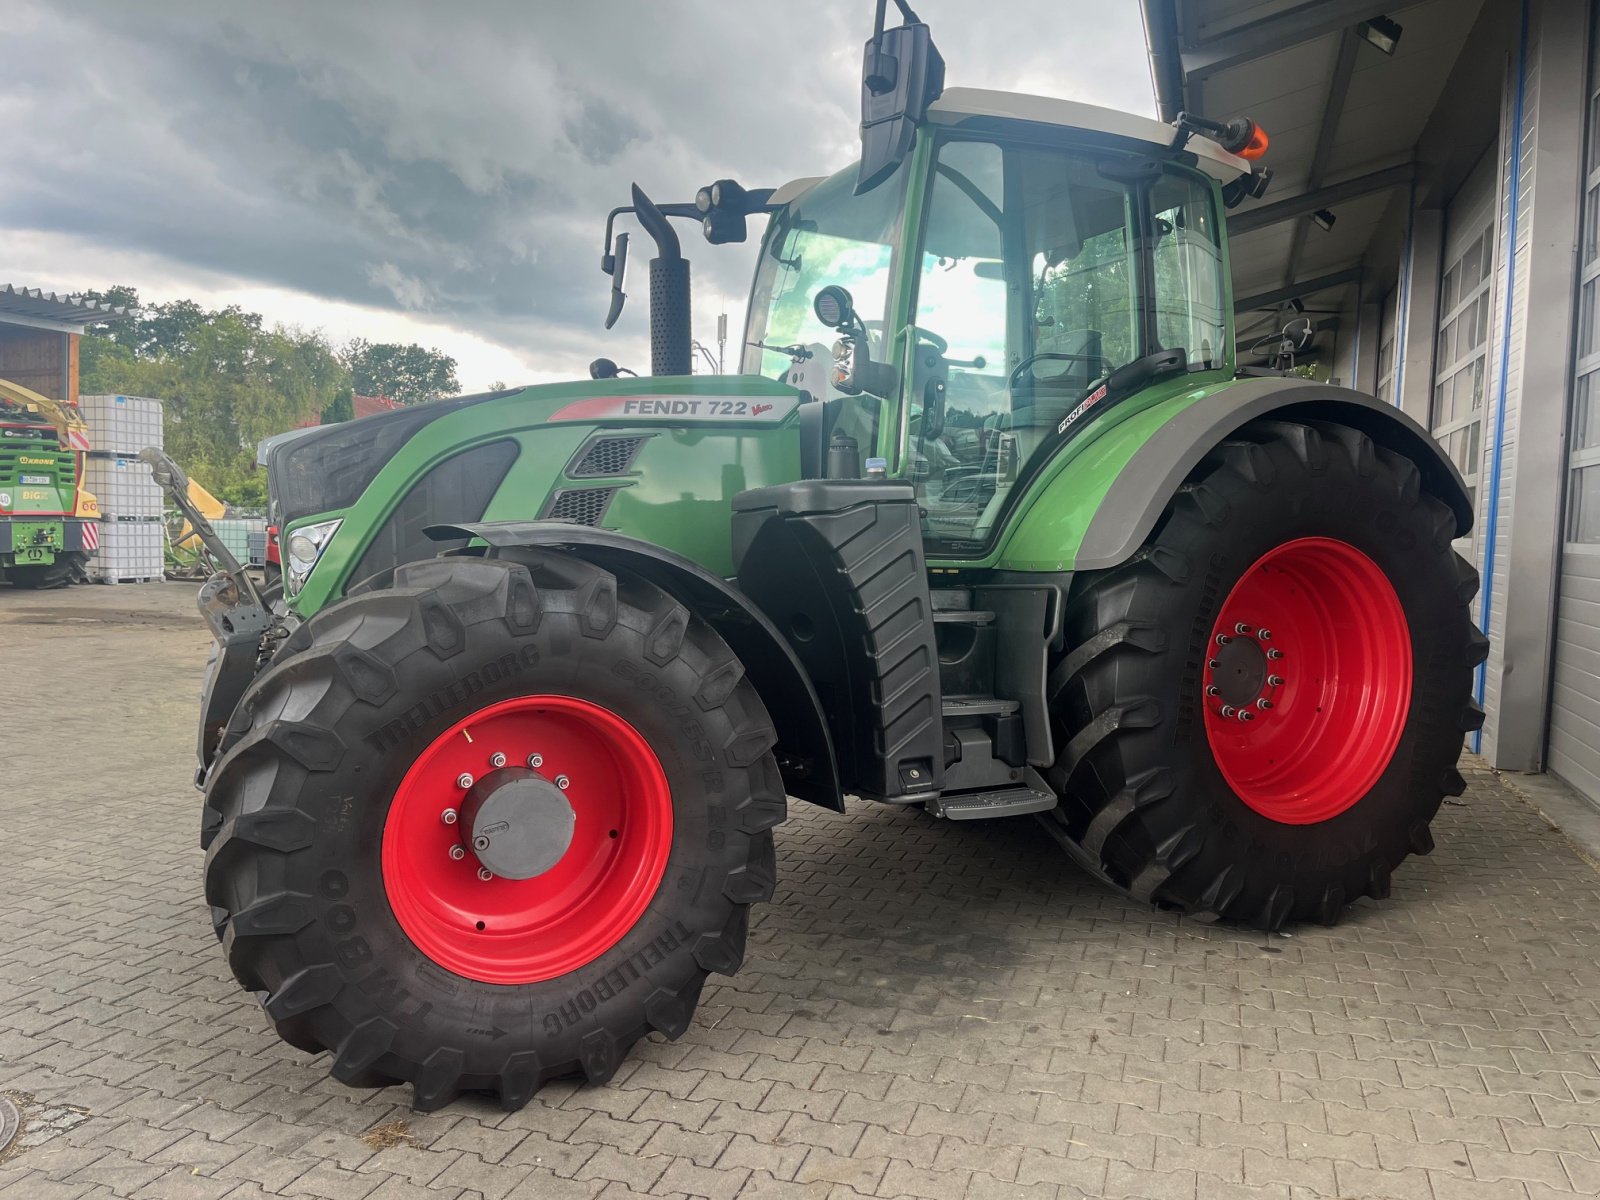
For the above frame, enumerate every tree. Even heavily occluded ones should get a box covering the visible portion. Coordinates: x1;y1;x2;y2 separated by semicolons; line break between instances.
78;287;349;505
342;339;459;405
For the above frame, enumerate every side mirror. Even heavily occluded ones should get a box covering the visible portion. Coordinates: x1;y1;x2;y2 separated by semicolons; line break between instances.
603;231;629;329
813;285;857;332
856;5;945;195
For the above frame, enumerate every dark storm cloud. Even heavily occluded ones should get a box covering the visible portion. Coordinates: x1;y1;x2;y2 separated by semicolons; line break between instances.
0;0;1153;365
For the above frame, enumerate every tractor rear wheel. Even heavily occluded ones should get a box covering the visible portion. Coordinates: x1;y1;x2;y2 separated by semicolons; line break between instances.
201;552;784;1110
7;551;89;589
1043;420;1487;929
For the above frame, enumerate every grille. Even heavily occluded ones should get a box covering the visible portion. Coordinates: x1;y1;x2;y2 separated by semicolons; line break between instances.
544;487;618;526
570;435;649;478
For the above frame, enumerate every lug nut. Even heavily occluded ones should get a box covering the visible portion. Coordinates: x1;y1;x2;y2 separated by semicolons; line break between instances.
448;845;466;861
456;772;473;789
1238;710;1255;722
441;808;458;826
1216;633;1233;646
1234;622;1252;636
1208;659;1221;670
555;774;570;790
1257;698;1273;710
527;753;543;769
1206;684;1221;697
473;834;490;852
477;867;493;882
1267;648;1284;660
1258;628;1273;640
489;752;507;769
1268;674;1284;687
1220;704;1237;719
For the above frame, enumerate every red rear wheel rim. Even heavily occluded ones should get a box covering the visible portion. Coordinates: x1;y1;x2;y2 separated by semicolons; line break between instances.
1201;537;1412;824
382;696;673;984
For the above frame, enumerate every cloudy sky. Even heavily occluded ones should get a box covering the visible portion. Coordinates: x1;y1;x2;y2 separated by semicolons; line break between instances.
0;1;1155;390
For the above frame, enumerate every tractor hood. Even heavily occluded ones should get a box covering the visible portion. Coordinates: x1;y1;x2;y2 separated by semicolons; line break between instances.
266;375;803;535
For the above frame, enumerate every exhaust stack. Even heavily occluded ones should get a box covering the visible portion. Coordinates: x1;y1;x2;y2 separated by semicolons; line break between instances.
631;184;692;376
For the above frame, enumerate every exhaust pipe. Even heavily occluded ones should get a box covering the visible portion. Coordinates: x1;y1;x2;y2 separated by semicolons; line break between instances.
631;184;692;376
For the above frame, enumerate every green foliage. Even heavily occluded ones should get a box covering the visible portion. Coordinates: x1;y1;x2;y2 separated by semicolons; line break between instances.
342;338;459;405
78;287;346;505
76;289;462;505
321;386;355;425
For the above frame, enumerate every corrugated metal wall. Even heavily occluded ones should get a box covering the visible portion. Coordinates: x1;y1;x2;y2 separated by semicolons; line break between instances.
1476;10;1539;761
1549;11;1600;803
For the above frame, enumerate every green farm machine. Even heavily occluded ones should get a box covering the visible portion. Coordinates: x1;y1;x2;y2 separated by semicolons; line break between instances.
154;3;1485;1112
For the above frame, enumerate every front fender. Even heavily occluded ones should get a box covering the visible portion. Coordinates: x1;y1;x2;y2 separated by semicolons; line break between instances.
425;520;843;811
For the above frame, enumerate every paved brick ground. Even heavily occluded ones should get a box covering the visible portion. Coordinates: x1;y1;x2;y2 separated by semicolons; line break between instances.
3;582;1600;1200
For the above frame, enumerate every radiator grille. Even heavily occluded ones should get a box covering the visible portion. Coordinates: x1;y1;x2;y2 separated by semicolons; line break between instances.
544;487;618;526
570;435;649;478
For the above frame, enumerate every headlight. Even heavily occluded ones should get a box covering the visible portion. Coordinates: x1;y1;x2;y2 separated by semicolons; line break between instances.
284;518;342;592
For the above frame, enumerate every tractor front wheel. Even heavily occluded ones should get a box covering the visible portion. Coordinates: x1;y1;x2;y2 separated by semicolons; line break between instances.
1044;420;1487;929
201;552;784;1110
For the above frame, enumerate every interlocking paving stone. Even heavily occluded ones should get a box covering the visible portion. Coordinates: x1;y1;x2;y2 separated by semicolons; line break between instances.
4;581;1600;1199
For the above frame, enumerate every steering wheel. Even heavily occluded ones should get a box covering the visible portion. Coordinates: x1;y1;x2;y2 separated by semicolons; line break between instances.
1007;350;1113;391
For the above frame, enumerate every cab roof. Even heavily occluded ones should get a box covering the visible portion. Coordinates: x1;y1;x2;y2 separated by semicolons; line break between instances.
927;87;1250;182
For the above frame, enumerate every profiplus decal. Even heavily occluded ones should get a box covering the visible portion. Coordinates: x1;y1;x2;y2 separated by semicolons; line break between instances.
1057;383;1110;435
548;394;800;423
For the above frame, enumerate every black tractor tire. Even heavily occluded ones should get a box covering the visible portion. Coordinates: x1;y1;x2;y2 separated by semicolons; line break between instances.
1043;420;1487;930
7;551;89;589
201;551;785;1111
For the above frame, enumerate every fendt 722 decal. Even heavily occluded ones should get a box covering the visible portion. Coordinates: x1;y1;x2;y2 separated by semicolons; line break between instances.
548;394;800;424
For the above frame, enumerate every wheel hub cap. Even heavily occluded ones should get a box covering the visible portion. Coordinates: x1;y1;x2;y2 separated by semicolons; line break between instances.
460;768;576;880
1210;634;1268;708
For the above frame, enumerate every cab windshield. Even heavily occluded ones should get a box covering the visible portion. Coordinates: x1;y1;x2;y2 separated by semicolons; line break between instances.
742;162;908;378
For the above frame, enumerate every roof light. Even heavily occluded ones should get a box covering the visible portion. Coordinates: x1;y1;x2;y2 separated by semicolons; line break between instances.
1311;209;1337;232
1357;15;1403;56
1235;120;1270;161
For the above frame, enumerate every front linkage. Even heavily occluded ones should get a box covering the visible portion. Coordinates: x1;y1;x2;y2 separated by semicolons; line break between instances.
142;449;285;776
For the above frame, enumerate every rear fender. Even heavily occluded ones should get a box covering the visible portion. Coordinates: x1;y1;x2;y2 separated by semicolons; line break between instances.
425;520;843;811
1075;379;1473;570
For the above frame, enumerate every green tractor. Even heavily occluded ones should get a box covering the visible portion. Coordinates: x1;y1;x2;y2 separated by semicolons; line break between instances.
155;3;1484;1113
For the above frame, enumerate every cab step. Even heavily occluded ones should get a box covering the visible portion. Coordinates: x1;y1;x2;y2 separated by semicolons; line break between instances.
942;695;1019;717
933;609;995;625
927;787;1057;820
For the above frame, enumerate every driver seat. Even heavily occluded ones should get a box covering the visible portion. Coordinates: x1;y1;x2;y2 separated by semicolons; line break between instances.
1010;326;1104;430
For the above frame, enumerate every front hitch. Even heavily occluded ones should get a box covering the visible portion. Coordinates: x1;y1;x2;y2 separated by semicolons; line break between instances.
142;447;275;782
140;447;269;626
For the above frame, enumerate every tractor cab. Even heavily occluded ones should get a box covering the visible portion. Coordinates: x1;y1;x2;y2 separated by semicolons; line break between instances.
743;91;1244;553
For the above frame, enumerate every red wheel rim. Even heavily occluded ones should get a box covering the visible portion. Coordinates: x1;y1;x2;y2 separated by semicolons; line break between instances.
1202;537;1412;824
381;696;673;984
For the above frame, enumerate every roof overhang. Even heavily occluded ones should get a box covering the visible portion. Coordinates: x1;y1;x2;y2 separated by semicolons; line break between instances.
0;285;130;335
1141;0;1485;352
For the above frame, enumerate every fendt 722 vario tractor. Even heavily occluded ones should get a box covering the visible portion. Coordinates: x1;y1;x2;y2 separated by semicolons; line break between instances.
153;4;1486;1112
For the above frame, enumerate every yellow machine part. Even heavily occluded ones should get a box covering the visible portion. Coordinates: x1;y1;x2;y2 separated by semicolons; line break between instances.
174;476;230;549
